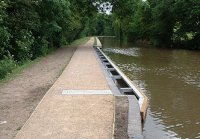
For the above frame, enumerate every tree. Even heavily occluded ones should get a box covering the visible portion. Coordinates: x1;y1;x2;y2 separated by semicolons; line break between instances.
173;0;200;49
0;0;11;59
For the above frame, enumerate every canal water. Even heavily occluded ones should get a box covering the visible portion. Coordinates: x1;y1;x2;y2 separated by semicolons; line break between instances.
100;37;200;139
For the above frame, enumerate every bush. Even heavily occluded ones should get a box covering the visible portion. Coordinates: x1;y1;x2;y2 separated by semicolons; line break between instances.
0;56;16;80
14;30;35;61
31;37;49;59
0;26;11;59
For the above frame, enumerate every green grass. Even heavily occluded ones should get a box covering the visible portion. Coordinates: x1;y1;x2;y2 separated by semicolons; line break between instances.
0;59;41;86
0;37;90;85
66;37;90;47
72;37;90;46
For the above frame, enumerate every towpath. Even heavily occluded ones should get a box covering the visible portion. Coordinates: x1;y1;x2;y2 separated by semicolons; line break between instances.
0;45;78;139
15;38;115;139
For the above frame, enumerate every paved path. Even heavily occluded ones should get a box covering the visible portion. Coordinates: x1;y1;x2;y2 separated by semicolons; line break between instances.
15;38;114;139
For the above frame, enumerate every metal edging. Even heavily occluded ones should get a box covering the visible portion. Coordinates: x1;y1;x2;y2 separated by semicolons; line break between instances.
94;46;148;122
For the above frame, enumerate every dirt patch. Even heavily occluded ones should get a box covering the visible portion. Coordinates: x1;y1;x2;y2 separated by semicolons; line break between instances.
0;46;77;139
114;96;129;139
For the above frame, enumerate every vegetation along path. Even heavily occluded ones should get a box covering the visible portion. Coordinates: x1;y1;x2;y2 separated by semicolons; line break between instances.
0;45;79;139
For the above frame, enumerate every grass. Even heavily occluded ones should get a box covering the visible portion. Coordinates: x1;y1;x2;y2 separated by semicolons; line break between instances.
0;59;41;86
0;37;91;85
66;37;90;47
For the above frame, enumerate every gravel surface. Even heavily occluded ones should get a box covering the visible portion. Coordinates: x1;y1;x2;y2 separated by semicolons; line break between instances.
114;96;129;139
0;46;77;139
15;38;114;139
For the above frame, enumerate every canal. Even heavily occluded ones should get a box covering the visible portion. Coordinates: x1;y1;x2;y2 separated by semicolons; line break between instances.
100;37;200;139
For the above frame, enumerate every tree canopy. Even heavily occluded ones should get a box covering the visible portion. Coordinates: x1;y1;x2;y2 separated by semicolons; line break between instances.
105;0;200;49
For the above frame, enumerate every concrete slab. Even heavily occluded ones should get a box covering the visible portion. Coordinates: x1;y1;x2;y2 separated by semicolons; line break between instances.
15;38;115;139
62;90;112;95
114;96;129;139
128;96;143;139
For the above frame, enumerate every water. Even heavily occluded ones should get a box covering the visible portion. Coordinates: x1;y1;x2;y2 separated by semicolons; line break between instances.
100;37;200;139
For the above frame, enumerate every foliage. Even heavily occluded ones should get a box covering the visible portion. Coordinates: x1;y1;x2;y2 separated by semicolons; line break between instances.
0;55;16;79
148;0;175;47
173;0;200;49
31;36;49;59
106;0;200;49
0;0;98;79
0;0;11;59
111;0;136;40
38;0;71;47
0;0;199;80
82;13;114;36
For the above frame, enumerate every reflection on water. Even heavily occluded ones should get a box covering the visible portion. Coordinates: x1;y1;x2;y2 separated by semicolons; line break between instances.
104;48;141;57
100;37;200;139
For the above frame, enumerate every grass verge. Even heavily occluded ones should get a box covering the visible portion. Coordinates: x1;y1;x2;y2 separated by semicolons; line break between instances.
0;37;90;85
0;59;41;86
66;37;90;47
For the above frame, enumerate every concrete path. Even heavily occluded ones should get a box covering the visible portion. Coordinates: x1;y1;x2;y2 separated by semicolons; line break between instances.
15;38;114;139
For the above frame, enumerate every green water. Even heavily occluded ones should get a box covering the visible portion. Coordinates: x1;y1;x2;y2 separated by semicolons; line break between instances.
100;37;200;139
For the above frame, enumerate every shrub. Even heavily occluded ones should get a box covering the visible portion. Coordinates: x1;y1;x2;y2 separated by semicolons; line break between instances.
0;26;11;59
14;30;35;61
0;56;16;80
31;37;49;59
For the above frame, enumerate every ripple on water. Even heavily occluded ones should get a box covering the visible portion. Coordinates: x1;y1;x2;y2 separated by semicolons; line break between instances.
101;40;200;139
196;122;200;125
196;135;200;139
104;47;141;57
